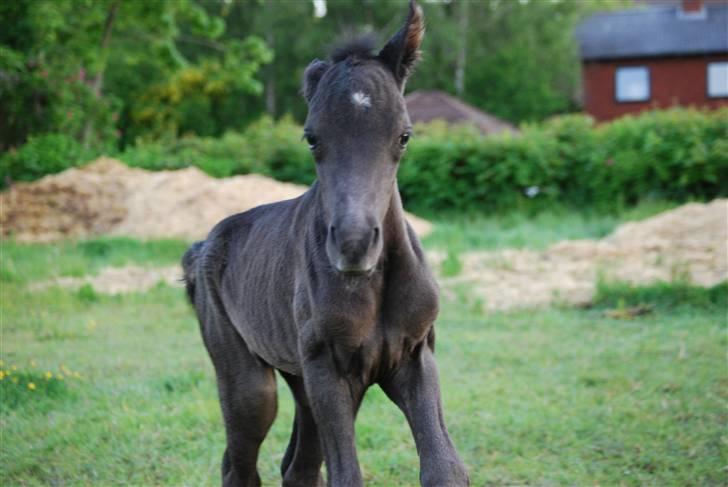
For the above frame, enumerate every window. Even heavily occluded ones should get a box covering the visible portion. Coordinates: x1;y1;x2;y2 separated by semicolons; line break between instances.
707;62;728;98
615;66;650;102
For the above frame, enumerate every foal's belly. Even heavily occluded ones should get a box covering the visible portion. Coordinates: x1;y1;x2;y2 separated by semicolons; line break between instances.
228;301;303;376
220;252;303;375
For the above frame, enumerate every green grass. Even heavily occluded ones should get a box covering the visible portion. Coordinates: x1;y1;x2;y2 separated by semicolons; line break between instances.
1;237;188;284
593;279;728;312
2;231;726;485
424;199;680;252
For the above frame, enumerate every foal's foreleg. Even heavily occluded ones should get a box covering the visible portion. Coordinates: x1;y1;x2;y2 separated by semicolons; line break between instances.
299;333;366;487
381;341;469;486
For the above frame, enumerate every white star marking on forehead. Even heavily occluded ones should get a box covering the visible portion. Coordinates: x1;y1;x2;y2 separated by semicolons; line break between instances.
351;91;372;108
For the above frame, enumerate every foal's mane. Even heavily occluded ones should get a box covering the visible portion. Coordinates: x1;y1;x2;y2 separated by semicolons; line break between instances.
330;35;377;63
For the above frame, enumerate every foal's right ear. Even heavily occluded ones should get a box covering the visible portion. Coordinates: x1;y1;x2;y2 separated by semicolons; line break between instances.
303;59;330;103
378;0;425;86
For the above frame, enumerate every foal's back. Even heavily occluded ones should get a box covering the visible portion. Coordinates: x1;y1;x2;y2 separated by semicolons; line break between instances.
187;189;316;374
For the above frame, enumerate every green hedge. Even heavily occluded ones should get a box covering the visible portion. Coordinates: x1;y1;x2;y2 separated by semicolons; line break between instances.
399;108;727;213
0;134;94;185
3;108;726;213
121;116;312;181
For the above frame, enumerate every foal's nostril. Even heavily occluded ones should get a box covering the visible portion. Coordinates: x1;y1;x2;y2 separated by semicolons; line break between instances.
372;227;380;245
329;225;337;243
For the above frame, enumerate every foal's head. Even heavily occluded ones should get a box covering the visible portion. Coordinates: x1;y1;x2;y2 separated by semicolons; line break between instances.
302;0;424;275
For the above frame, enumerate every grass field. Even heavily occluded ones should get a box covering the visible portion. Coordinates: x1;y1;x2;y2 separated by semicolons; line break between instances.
1;208;726;486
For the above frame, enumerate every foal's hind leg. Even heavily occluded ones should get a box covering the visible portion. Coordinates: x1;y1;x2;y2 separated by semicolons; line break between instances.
201;312;277;487
280;372;324;487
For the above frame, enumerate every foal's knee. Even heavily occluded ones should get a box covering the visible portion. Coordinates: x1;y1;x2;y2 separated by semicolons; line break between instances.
232;376;277;434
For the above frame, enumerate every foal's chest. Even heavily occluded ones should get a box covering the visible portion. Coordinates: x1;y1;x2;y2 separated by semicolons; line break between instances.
326;276;439;382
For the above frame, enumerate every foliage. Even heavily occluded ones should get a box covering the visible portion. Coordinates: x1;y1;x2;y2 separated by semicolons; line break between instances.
122;116;313;181
6;108;725;215
129;37;272;141
0;0;271;150
398;108;727;214
1;0;632;154
0;0;123;151
144;108;725;215
215;0;626;124
0;134;93;185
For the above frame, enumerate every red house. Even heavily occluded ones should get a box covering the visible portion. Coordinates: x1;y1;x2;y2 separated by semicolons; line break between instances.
576;0;728;121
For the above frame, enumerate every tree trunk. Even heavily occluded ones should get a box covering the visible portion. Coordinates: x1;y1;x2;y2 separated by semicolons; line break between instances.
265;32;277;117
454;0;469;97
83;1;119;148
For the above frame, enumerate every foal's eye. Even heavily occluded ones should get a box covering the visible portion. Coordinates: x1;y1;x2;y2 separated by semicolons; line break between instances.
303;133;318;150
399;132;411;148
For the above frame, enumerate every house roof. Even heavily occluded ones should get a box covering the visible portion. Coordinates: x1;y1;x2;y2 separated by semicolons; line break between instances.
576;4;728;61
404;90;517;135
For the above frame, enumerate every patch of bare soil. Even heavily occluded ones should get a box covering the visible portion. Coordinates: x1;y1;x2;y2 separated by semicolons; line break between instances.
435;199;727;311
1;157;432;242
30;265;183;295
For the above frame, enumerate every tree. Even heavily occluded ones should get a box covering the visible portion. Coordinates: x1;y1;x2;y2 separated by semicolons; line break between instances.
0;0;271;149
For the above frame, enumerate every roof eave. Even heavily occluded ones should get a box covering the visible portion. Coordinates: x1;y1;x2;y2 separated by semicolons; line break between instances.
581;49;728;62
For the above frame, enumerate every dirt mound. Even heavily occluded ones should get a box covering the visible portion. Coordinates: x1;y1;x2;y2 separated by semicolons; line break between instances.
0;158;135;242
436;200;727;311
1;158;432;241
27;201;726;307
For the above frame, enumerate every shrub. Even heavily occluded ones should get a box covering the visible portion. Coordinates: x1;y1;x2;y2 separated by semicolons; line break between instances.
5;108;726;214
112;107;728;212
0;133;92;186
400;108;727;214
121;116;314;182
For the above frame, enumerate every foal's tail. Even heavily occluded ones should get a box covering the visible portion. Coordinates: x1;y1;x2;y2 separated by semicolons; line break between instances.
181;241;205;304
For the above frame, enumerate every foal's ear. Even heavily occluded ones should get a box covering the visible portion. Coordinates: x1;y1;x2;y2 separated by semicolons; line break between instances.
378;0;425;86
303;59;330;103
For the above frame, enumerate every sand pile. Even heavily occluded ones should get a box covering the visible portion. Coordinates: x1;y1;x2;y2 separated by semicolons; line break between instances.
436;199;727;311
0;159;133;242
1;158;432;241
26;200;726;307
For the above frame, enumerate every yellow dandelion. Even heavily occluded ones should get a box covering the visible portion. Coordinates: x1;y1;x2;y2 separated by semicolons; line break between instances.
28;382;36;390
0;371;5;380
11;365;17;371
44;371;53;380
57;374;64;380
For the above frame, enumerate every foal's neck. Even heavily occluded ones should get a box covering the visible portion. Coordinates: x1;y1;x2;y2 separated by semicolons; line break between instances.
383;185;418;254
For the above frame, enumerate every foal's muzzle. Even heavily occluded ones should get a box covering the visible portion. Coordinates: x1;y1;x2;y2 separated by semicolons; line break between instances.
326;221;382;274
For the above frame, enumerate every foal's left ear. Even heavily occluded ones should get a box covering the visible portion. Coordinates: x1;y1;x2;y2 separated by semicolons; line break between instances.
303;59;330;103
378;0;425;87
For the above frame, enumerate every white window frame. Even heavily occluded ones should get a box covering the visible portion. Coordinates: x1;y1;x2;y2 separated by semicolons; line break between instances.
707;62;728;98
615;66;650;103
